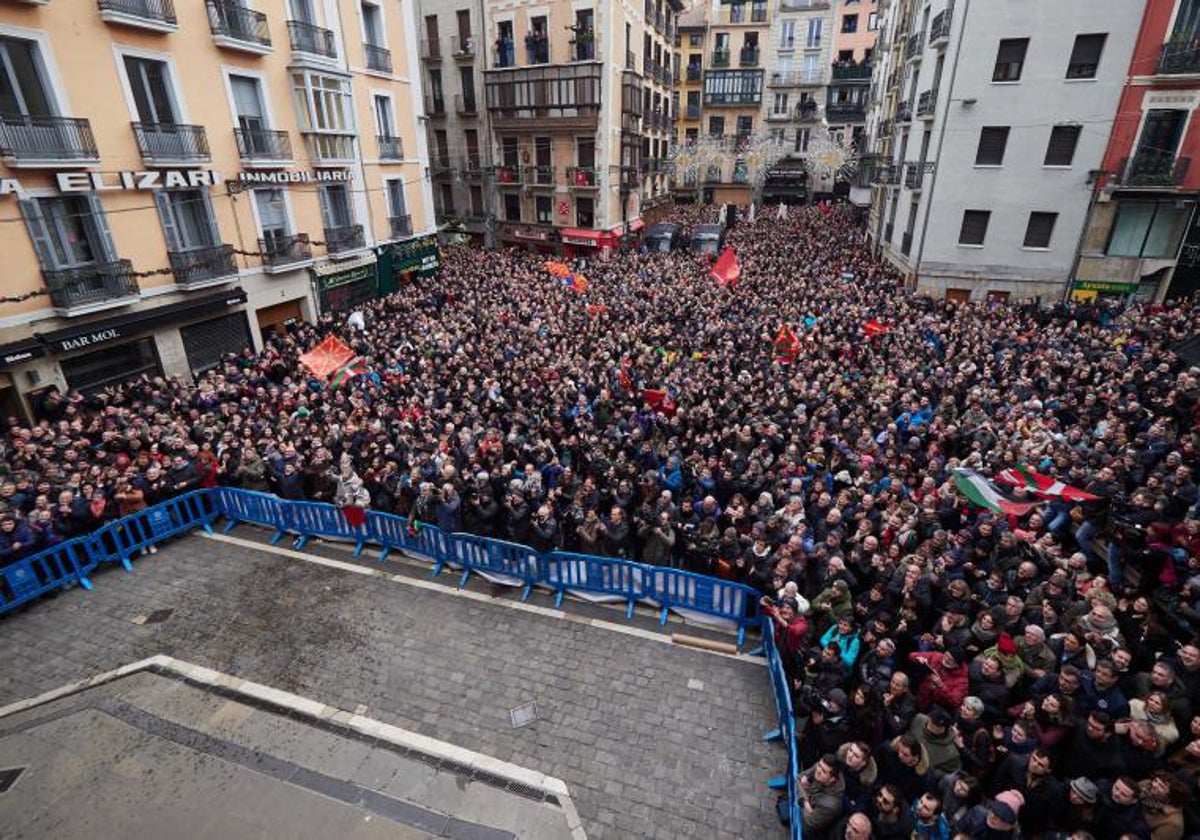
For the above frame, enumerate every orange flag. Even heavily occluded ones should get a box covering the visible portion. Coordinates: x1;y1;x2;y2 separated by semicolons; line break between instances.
299;334;355;379
571;274;589;293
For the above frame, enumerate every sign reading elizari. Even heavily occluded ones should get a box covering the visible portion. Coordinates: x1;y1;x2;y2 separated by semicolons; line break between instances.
0;170;221;197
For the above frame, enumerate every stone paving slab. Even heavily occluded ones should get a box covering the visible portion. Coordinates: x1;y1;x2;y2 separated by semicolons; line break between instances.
0;534;782;839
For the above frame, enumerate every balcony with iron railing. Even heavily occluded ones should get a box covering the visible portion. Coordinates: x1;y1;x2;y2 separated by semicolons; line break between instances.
259;233;312;271
917;89;937;119
132;122;210;164
523;165;556;186
206;0;271;53
377;134;403;160
289;19;337;59
740;47;760;67
168;245;237;289
1116;150;1192;187
389;215;413;239
460;156;485;179
0;115;99;166
825;102;866;122
234;127;292;164
491;164;520;185
364;43;392;74
769;69;824;86
831;60;872;81
302;132;355;163
44;260;139;313
422;38;443;61
324;223;365;254
97;0;176;32
929;8;952;47
896;100;913;122
451;35;474;60
906;32;924;61
454;93;478;115
567;166;599;188
712;49;730;68
1158;38;1200;75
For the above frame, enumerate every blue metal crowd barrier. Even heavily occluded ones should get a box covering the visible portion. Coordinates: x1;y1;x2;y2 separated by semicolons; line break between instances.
95;491;218;570
214;488;290;544
288;501;367;554
0;538;96;614
652;567;757;649
450;533;540;598
761;615;802;840
543;552;648;618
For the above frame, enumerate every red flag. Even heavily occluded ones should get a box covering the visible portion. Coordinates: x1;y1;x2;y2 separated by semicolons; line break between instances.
586;304;607;317
342;505;367;527
299;335;355;379
618;366;633;393
818;200;831;218
773;325;800;364
996;465;1100;502
642;389;677;417
863;318;889;338
711;247;741;287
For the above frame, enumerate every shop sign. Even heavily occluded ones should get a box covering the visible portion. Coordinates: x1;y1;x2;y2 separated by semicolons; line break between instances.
1073;280;1138;294
318;263;375;290
236;170;352;185
1;348;41;366
56;327;124;353
379;235;440;276
562;234;598;246
0;170;221;198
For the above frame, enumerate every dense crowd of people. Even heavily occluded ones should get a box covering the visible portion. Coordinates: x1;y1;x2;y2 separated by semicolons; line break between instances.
4;203;1200;838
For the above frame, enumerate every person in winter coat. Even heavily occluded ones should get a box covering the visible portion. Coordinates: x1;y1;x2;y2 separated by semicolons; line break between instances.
235;447;270;492
820;615;862;672
876;734;935;803
911;791;952;840
838;740;880;815
910;648;970;712
434;483;461;533
529;505;559;552
798;753;848;837
968;654;1012;721
910;708;962;781
639;511;676;566
0;515;36;566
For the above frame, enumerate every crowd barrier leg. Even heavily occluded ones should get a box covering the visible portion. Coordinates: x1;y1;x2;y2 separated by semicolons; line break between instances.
767;774;788;790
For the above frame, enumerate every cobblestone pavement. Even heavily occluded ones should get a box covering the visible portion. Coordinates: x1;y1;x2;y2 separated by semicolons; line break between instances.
0;534;781;839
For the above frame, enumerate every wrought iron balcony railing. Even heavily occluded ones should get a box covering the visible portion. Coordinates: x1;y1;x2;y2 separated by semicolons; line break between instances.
97;0;176;30
43;260;138;311
168;245;237;287
288;19;337;58
132;122;210;163
364;43;392;73
234;127;291;162
389;215;412;239
1116;150;1191;187
0;115;99;164
260;233;312;268
1158;39;1200;75
712;49;730;67
567;166;598;187
324;224;365;254
206;0;271;50
524;165;555;185
377;134;403;160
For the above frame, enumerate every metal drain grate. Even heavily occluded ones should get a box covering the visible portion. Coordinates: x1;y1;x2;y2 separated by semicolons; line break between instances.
509;701;539;729
0;767;26;794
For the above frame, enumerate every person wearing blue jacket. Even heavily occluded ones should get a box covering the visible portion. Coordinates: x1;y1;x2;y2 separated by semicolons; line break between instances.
0;515;36;566
820;615;862;671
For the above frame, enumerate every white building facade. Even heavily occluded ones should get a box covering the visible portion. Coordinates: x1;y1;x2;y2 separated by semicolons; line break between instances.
866;0;1143;301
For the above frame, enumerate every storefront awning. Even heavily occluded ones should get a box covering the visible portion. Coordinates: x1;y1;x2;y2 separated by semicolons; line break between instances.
37;289;248;355
0;338;45;370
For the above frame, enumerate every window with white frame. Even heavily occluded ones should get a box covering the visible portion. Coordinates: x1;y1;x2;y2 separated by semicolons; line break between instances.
155;190;221;253
0;36;55;117
373;93;394;136
124;56;180;125
361;1;385;47
254;188;292;248
780;20;795;49
318;183;355;230
386;179;407;219
291;72;353;133
806;19;822;49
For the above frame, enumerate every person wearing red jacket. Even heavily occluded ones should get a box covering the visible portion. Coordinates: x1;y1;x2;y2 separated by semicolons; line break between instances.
909;648;969;713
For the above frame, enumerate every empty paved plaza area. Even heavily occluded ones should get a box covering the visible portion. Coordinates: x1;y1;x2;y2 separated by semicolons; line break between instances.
0;532;780;838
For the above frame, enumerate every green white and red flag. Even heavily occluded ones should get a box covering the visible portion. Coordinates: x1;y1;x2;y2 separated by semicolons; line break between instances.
996;464;1099;502
329;357;369;389
952;468;1041;516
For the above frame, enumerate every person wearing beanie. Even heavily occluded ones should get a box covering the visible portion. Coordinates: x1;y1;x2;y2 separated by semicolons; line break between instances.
980;633;1026;689
956;789;1024;840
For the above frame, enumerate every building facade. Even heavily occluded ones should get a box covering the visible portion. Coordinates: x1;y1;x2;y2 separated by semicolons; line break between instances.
420;0;680;255
700;0;771;203
1074;0;1200;303
826;0;877;148
864;0;1141;301
416;0;493;244
0;0;433;418
672;0;708;202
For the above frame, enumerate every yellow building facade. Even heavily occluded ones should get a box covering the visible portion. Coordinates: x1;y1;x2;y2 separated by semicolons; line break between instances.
0;0;432;417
